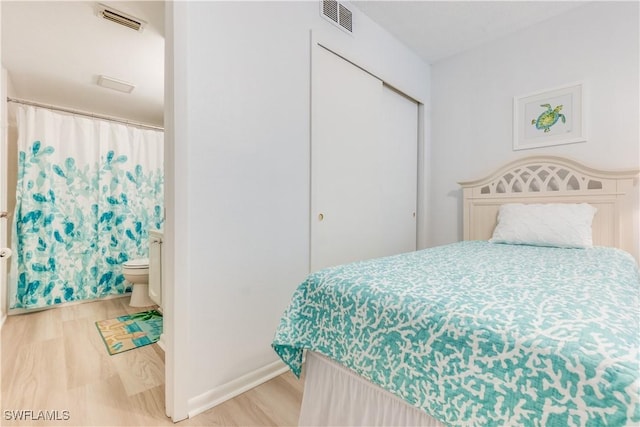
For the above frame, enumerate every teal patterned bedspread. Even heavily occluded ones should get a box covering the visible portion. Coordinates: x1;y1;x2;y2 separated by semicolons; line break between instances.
272;241;640;426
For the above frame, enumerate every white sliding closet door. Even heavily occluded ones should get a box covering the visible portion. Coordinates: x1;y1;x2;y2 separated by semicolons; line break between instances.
379;85;418;256
311;46;417;272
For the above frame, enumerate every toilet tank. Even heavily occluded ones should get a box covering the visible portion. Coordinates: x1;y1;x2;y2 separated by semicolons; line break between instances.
148;230;163;308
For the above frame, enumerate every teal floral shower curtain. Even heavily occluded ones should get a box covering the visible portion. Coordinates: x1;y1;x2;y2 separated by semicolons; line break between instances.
10;105;163;309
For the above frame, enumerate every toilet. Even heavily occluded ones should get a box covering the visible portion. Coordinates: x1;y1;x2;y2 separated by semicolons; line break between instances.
122;230;163;308
122;258;153;307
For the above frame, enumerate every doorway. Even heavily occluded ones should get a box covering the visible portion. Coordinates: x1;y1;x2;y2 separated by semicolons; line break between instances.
0;0;173;421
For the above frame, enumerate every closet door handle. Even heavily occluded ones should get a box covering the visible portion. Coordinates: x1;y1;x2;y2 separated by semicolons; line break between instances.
0;211;8;219
318;213;325;221
0;248;12;259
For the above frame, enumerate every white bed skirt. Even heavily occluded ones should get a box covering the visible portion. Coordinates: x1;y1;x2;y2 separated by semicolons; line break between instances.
299;351;445;426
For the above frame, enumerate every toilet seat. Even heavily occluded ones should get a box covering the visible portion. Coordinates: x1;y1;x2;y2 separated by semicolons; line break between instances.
123;258;149;269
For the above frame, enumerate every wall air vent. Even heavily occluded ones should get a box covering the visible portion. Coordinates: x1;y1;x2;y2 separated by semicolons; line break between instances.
97;3;146;32
321;0;353;34
338;4;352;32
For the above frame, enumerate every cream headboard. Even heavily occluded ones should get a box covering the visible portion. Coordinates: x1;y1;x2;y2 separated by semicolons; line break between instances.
459;156;640;262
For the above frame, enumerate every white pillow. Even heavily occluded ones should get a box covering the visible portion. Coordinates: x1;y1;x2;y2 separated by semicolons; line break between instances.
489;203;597;248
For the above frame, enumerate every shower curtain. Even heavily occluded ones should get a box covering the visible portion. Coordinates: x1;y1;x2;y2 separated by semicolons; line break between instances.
9;105;164;309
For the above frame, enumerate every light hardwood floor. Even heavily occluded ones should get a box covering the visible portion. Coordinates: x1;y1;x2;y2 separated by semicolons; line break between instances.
1;297;303;426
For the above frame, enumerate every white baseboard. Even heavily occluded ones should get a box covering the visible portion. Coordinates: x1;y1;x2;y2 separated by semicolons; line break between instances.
156;333;166;351
188;359;289;418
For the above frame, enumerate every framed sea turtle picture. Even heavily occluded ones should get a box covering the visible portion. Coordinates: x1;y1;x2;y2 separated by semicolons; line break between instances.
513;82;586;150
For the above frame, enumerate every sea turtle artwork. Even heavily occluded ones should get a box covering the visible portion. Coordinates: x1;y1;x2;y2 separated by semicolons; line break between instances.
531;103;565;133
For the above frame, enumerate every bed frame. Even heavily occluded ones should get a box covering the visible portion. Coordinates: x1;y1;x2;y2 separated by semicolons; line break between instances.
459;155;640;262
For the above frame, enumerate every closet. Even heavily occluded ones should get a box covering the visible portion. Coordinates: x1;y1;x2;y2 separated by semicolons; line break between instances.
310;45;418;271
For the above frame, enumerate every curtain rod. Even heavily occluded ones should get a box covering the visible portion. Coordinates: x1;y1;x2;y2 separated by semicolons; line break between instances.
7;97;164;132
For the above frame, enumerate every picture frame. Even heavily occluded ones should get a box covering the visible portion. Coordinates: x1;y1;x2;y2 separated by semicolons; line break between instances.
513;82;586;151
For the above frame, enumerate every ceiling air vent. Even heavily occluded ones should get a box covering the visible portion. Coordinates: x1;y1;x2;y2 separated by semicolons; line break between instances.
321;0;353;34
97;75;136;94
97;3;146;32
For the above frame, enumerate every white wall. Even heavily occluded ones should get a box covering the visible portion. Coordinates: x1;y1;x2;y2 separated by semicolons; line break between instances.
167;1;430;418
0;64;5;328
0;66;17;329
430;2;639;246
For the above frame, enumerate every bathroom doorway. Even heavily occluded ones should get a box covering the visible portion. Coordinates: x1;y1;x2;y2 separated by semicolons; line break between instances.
0;0;171;422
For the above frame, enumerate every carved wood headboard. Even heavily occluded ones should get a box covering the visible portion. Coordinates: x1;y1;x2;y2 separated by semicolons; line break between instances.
459;156;640;262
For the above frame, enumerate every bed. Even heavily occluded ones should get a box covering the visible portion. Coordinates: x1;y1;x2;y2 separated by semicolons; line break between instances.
273;156;640;426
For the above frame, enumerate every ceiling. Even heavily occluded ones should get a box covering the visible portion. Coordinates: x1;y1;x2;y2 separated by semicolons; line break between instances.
2;1;164;127
1;1;588;128
352;1;589;63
